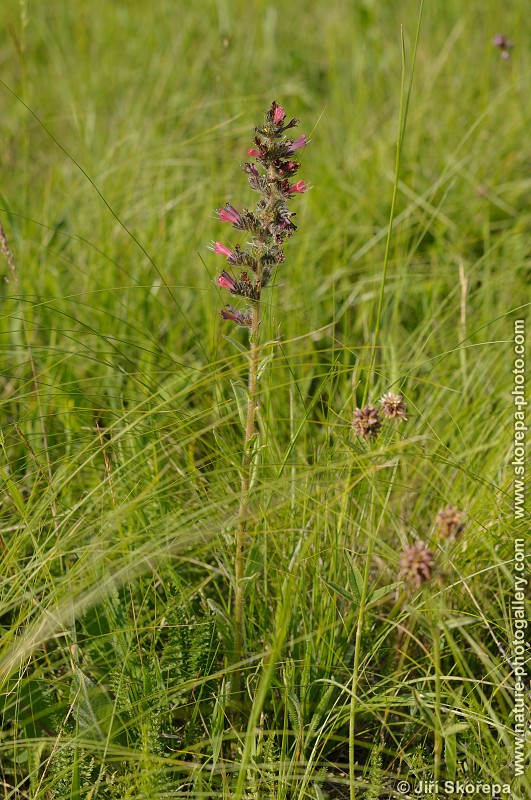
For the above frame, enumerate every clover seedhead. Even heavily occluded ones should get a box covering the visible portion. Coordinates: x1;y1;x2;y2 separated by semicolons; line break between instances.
399;542;435;588
380;392;407;421
353;405;382;440
436;505;466;540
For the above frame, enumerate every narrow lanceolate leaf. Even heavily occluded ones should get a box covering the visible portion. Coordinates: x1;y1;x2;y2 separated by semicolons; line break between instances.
366;582;401;608
222;333;251;355
231;379;249;429
256;351;275;382
348;563;365;602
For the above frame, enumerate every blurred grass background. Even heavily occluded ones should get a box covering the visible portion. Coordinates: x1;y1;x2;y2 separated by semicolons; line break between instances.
0;0;529;798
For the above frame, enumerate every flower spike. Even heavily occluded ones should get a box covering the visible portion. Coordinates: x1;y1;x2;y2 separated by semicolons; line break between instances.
209;100;309;326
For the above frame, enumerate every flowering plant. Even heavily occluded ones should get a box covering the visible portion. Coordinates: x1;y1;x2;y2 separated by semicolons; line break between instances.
209;101;308;711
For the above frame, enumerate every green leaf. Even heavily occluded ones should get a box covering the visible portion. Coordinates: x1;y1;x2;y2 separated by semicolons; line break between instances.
231;379;249;429
366;582;401;608
348;563;364;602
256;352;275;382
446;615;477;628
71;669;115;740
245;539;264;579
287;692;302;738
0;462;26;518
443;724;468;782
321;577;354;602
223;334;250;356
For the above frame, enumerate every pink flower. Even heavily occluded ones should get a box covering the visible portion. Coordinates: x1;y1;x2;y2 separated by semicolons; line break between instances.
287;134;307;154
273;106;285;124
211;241;234;258
217;270;237;292
247;148;261;158
288;180;308;194
218;203;242;225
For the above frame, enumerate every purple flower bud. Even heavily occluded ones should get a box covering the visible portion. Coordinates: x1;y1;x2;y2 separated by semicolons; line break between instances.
280;160;300;174
243;163;259;178
273;106;285;124
220;304;253;327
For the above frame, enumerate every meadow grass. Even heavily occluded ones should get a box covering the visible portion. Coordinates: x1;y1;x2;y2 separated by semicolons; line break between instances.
0;0;529;797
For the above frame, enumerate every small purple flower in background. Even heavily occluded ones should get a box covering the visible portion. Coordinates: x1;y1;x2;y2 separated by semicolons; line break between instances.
492;33;513;60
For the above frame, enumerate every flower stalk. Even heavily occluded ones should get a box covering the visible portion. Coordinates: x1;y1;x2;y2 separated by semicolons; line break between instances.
234;298;260;703
209;101;308;711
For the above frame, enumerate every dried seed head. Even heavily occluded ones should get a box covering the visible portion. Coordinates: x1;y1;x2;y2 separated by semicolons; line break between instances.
380;392;407;421
399;542;435;588
436;505;466;540
353;405;381;440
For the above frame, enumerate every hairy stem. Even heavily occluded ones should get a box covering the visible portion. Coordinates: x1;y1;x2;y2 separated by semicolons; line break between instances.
233;293;260;710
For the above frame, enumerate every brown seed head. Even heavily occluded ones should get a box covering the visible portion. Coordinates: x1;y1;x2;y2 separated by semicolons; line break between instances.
380;392;407;421
353;405;381;439
399;542;435;588
436;505;466;539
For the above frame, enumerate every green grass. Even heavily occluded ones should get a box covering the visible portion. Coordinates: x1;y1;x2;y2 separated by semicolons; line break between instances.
1;0;529;798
